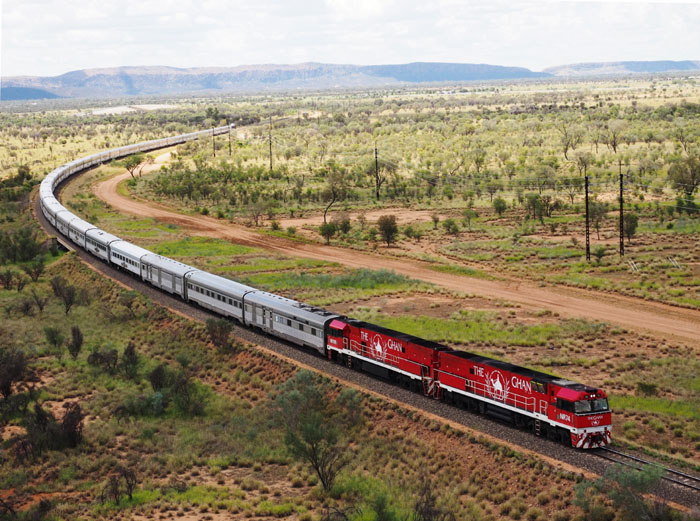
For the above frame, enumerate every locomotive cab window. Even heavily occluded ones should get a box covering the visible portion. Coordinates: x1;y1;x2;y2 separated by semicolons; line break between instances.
556;399;574;413
575;398;609;414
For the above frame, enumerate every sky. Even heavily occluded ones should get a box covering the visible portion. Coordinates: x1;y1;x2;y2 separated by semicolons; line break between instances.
2;0;700;77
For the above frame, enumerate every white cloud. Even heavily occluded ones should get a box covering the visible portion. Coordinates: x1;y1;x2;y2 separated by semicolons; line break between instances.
2;0;700;77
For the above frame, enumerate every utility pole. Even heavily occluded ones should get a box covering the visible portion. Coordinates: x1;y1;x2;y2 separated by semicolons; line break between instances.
212;128;216;158
374;142;379;199
268;116;273;172
228;124;232;156
585;175;591;262
374;143;379;180
619;167;625;257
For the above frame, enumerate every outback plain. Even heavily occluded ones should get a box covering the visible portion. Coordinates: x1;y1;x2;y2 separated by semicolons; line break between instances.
1;76;700;520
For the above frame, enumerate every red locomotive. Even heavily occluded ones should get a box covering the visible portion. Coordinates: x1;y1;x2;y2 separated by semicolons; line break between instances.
327;318;611;449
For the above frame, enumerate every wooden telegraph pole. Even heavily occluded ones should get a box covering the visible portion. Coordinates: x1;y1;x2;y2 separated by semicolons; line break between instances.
585;175;591;262
619;167;625;257
268;116;273;172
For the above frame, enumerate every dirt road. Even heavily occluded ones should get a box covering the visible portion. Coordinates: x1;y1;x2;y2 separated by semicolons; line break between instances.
93;170;700;344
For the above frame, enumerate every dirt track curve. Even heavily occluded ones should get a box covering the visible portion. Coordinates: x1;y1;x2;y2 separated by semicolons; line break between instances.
93;169;700;345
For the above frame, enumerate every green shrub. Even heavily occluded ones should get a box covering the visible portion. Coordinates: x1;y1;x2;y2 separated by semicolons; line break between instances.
636;382;658;396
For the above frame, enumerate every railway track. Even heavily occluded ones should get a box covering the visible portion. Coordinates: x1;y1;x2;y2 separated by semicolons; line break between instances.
595;447;700;493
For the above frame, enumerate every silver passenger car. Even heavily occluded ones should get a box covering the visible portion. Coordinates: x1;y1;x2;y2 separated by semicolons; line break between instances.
185;271;256;322
110;241;151;277
85;229;121;262
243;291;338;353
140;253;198;297
55;210;78;236
67;216;95;249
42;198;67;226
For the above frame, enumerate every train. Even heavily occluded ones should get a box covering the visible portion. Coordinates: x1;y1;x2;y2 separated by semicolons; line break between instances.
38;125;612;449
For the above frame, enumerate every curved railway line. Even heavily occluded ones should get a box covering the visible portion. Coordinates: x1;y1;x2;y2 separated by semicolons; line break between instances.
32;129;700;511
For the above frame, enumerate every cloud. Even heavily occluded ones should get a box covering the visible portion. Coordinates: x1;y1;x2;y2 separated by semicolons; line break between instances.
2;0;700;77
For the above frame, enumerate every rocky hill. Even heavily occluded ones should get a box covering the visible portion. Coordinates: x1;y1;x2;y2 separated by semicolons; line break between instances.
1;62;548;100
4;60;700;100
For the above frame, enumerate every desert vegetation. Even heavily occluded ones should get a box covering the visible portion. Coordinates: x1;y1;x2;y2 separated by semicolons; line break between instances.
108;77;700;310
0;202;602;520
2;76;700;518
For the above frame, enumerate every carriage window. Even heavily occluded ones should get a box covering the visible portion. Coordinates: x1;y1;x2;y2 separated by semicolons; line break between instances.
287;319;292;327
311;328;317;337
298;324;304;331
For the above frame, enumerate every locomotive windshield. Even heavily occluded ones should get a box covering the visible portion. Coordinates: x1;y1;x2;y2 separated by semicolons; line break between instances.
574;398;609;414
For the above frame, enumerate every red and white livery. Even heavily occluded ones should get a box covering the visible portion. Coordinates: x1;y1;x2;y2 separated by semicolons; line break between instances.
327;319;611;448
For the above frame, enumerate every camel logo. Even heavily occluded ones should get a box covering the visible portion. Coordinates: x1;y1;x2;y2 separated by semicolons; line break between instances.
372;335;386;361
590;415;603;426
486;370;509;402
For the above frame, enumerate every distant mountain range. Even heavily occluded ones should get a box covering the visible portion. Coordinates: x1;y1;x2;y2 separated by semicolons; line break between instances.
2;60;699;101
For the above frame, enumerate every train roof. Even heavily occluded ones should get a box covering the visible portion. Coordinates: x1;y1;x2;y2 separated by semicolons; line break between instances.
85;228;121;246
140;253;199;277
110;240;152;260
56;210;79;225
68;216;97;235
186;270;257;298
441;350;597;391
40;183;55;198
245;290;338;325
43;197;65;213
344;319;448;352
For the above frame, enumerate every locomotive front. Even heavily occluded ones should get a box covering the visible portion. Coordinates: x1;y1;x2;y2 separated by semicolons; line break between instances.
553;386;612;448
